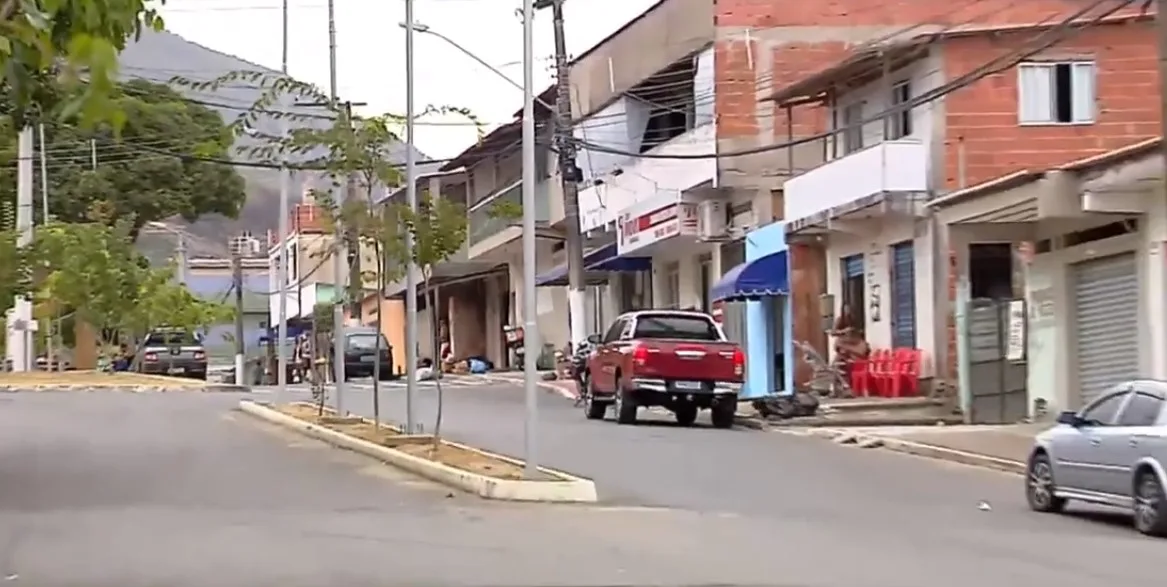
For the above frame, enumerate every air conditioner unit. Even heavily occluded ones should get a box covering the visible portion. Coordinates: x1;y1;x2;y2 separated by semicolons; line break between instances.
697;200;729;241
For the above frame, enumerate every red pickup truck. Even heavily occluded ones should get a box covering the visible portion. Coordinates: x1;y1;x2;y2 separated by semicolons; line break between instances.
581;310;744;428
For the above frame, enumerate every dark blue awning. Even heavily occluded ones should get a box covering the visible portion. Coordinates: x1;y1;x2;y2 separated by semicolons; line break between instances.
535;244;651;287
711;251;789;302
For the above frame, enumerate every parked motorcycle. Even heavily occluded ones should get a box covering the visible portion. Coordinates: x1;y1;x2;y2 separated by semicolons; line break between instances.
570;339;595;406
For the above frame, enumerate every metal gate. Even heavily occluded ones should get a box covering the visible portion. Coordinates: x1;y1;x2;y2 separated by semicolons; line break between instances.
1072;252;1138;407
966;298;1028;424
890;241;916;348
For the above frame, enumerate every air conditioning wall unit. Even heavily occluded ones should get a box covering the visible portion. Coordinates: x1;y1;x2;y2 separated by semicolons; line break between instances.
697;200;729;241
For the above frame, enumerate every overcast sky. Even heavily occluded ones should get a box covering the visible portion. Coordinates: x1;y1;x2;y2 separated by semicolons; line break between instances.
157;0;659;159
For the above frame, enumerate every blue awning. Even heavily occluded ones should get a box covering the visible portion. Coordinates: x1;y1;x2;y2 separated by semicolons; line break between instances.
711;251;790;302
535;244;651;287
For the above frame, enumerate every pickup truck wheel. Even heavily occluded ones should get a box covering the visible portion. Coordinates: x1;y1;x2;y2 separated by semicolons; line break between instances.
583;375;608;420
673;405;698;426
614;382;638;425
710;396;737;429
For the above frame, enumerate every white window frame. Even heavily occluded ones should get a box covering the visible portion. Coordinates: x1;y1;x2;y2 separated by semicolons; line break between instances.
1017;60;1097;126
889;81;912;140
840;101;866;155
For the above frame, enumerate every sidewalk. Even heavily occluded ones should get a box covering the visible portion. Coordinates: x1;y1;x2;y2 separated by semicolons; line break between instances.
795;423;1048;474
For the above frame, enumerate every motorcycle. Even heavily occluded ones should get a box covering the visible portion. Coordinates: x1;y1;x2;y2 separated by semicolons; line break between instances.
569;339;595;406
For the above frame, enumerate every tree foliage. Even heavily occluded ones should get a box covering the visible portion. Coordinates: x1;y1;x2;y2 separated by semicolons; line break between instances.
0;78;247;237
28;221;232;347
0;0;165;128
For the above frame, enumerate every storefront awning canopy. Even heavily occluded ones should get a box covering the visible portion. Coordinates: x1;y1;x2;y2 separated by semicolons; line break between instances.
535;243;651;287
711;251;790;302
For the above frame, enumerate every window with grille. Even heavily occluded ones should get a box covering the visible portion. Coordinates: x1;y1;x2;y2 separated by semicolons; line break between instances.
1018;61;1096;124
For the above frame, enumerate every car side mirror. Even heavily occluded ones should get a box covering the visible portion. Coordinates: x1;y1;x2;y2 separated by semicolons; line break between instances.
586;334;602;344
1056;411;1081;426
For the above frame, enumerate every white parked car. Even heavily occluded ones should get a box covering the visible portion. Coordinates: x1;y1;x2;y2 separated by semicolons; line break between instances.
1026;379;1167;536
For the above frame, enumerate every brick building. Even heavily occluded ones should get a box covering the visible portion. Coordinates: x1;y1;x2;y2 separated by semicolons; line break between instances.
712;0;1158;391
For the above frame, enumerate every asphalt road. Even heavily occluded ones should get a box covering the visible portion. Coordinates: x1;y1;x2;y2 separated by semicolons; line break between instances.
317;382;1167;587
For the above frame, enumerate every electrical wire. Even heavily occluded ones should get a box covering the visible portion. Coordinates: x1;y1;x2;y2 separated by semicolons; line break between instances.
572;0;1136;160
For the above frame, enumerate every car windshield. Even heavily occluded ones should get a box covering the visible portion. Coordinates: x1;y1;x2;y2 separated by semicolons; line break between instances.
347;333;388;350
633;314;722;341
144;331;198;346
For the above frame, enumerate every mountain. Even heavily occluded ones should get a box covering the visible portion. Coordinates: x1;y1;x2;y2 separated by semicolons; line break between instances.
116;29;428;258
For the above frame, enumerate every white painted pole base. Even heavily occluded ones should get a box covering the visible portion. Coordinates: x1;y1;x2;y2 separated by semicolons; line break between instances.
567;288;588;347
234;353;245;384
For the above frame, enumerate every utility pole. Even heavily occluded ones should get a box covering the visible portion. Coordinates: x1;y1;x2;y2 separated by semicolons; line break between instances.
326;0;348;414
343;101;363;325
232;239;246;383
37;123;48;222
90;139;97;170
175;232;187;283
403;0;420;433
541;0;588;348
5;127;34;372
276;0;291;399
520;0;540;477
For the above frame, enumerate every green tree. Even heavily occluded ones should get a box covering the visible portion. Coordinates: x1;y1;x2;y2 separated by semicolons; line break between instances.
0;0;165;128
0;79;247;237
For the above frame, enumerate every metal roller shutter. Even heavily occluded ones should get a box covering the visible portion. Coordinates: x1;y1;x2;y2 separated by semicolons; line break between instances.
842;254;864;278
1072;252;1138;407
891;241;916;348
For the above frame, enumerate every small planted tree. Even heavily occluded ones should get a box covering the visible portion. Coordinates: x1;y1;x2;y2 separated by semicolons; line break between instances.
176;69;481;431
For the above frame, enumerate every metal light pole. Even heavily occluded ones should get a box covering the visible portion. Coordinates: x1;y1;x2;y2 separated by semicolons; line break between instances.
326;0;349;414
520;0;540;478
276;0;291;398
403;0;420;434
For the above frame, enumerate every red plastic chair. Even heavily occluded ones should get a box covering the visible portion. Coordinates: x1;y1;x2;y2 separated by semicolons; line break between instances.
868;349;894;397
890;349;922;397
849;358;871;397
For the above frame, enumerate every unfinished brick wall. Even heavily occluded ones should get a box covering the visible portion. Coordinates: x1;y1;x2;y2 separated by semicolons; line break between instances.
712;0;1155;385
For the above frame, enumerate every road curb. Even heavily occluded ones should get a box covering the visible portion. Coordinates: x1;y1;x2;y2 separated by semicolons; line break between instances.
0;383;241;393
237;400;598;503
779;427;1026;475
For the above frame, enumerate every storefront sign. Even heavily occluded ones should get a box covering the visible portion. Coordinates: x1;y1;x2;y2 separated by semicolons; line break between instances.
618;203;698;254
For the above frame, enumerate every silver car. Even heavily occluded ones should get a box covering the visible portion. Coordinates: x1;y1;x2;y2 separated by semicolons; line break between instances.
1026;379;1167;536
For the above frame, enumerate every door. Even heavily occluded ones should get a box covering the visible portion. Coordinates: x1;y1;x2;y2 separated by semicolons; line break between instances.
890;241;916;348
1051;386;1129;493
1114;384;1167;498
591;318;627;392
1072;253;1138;407
840;254;865;327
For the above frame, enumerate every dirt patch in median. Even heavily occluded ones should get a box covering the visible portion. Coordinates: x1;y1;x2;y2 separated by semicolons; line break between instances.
272;402;531;481
0;371;204;387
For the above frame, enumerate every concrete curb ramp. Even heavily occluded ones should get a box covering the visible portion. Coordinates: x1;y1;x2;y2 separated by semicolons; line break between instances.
781;428;1027;475
237;400;598;503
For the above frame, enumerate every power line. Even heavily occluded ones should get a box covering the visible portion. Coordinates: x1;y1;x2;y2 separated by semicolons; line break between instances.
572;0;1136;160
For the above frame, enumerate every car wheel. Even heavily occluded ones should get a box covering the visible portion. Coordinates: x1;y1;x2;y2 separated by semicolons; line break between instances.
1133;469;1167;536
583;374;608;420
1026;452;1067;513
613;378;638;425
710;395;737;429
674;405;698;427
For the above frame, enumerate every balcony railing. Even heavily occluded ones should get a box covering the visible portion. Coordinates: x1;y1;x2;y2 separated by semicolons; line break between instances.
467;179;550;248
784;139;929;222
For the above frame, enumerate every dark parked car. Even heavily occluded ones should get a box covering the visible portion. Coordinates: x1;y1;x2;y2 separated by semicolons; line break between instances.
138;328;207;380
342;327;396;381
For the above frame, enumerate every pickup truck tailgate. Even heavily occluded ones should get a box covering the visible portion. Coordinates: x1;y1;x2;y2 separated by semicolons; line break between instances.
638;340;742;382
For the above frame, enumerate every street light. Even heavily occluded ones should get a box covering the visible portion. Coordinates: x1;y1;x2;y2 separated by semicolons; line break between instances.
399;14;542;478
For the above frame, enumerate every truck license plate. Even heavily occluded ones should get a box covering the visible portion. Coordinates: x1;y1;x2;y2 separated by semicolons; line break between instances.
360;356;375;363
674;381;702;390
168;367;185;375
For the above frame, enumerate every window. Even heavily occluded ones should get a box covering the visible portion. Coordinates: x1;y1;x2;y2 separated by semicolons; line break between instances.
602;319;625;344
346;333;389;351
632;313;722;342
1118;392;1164;427
661;262;681;308
841;102;865;154
1080;390;1128;426
889;82;912;139
699;255;713;314
840;254;866;332
1018;61;1096;124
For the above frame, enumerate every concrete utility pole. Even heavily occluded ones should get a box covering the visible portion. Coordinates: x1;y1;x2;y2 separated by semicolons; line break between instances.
326;0;348;414
232;239;246;383
541;0;589;348
276;0;291;400
403;0;421;433
520;0;541;478
6;127;35;372
37;123;48;222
